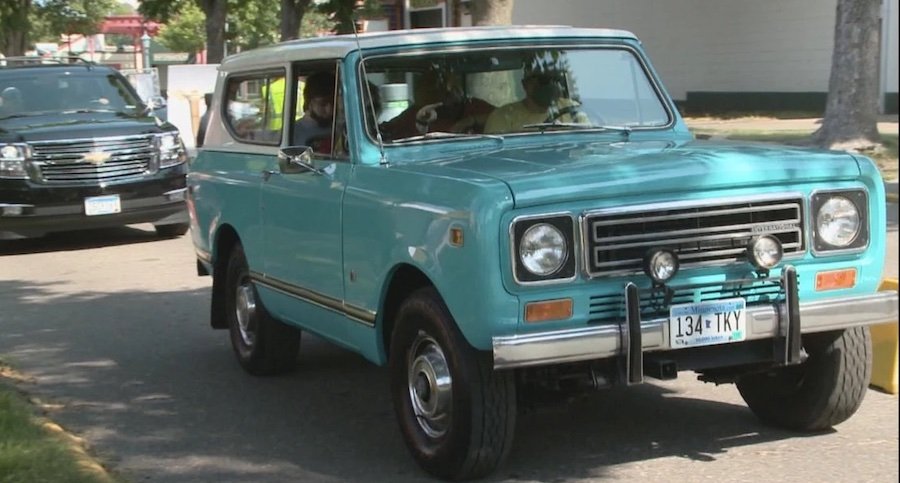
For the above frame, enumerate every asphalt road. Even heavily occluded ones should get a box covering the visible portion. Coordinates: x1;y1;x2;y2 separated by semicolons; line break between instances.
0;218;897;483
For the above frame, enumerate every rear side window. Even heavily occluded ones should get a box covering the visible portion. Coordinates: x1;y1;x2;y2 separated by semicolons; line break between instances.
223;71;286;145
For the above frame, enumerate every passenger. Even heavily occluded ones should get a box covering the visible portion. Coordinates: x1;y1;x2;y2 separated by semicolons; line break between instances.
380;67;493;139
292;71;336;151
483;55;588;134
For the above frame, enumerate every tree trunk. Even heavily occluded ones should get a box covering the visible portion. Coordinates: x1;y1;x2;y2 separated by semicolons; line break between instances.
200;0;228;64
0;0;31;57
469;0;514;26
281;0;311;42
812;0;881;150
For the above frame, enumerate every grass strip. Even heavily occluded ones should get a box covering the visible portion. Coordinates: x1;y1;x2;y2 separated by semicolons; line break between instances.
0;383;114;483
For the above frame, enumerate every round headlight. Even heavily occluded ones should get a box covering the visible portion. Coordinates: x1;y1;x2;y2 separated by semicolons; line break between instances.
643;249;679;283
747;235;783;270
519;223;567;276
1;145;21;159
817;196;860;247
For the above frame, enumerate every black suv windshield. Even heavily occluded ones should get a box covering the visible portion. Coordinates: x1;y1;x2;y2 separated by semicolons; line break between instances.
0;70;144;119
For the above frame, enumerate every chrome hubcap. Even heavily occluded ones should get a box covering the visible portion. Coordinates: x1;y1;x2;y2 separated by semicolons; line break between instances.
407;332;452;438
235;281;257;347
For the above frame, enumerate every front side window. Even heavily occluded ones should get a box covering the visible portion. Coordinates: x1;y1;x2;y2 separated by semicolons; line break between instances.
224;71;285;145
289;62;348;159
362;46;670;143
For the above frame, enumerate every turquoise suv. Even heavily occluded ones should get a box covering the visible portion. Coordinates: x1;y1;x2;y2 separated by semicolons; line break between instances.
188;26;899;480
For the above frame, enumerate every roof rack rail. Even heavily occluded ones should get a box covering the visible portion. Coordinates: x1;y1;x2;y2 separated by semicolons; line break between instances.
0;55;96;68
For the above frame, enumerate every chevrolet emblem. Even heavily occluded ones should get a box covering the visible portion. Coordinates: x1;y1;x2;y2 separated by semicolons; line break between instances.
82;150;112;165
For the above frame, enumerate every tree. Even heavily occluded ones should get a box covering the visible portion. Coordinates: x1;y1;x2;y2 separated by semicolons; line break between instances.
231;0;280;50
157;3;206;55
812;0;881;151
469;0;513;26
39;0;118;38
141;0;228;63
0;0;32;56
280;0;312;41
317;0;382;34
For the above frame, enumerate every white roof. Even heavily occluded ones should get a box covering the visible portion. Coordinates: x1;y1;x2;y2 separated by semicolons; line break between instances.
220;26;638;71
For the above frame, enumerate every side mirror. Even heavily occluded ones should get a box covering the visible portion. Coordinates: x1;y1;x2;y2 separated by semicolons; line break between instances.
277;146;322;175
149;96;167;110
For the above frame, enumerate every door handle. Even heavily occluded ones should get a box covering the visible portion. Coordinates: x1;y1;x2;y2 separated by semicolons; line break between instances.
262;169;279;181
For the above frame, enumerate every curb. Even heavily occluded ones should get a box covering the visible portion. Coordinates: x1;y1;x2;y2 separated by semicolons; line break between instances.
41;420;116;482
870;279;899;395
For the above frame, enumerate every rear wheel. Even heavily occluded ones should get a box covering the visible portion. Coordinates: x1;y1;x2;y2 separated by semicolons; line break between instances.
389;288;516;480
224;243;300;375
737;327;871;431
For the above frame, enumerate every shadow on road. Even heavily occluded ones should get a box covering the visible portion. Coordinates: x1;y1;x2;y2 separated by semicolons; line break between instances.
0;225;170;256
0;280;823;483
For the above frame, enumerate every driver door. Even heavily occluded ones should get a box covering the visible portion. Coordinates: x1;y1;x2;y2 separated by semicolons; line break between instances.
260;61;351;340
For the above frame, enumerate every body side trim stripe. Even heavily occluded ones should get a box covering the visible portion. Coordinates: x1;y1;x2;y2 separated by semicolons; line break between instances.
249;271;376;326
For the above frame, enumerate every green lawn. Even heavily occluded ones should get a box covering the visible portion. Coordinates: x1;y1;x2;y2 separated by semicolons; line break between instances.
0;379;114;483
693;130;899;181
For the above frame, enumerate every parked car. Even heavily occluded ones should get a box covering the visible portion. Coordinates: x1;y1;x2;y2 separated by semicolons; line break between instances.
0;58;189;240
187;27;898;480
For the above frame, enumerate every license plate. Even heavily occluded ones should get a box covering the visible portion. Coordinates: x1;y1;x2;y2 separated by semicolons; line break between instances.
669;297;746;348
84;195;121;216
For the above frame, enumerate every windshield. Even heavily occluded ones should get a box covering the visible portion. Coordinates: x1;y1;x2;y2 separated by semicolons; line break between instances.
362;46;671;144
0;71;145;119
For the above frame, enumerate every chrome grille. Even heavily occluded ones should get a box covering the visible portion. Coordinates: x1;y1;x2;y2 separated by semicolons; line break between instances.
588;276;787;325
583;196;805;276
31;135;155;184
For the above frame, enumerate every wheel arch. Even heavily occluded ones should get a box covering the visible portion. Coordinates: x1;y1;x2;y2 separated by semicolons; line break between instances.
378;263;436;359
210;224;241;329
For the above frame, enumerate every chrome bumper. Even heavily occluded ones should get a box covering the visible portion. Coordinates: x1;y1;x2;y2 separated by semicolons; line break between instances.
493;290;899;370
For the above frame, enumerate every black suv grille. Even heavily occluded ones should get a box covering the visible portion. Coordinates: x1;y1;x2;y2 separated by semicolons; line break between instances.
583;196;805;276
31;135;155;184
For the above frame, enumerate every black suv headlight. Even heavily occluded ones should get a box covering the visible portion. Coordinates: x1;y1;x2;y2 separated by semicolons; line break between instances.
0;143;29;179
511;214;576;283
811;189;868;253
156;132;187;168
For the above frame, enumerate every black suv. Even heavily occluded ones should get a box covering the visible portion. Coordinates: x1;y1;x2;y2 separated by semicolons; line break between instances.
0;58;188;239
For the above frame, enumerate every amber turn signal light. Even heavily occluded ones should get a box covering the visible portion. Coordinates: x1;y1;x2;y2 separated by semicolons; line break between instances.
525;298;573;323
816;268;857;291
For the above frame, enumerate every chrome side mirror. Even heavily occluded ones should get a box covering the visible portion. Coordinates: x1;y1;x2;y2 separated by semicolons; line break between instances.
277;146;322;175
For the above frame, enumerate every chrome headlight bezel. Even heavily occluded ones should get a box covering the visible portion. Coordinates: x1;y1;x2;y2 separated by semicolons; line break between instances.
156;131;187;168
811;189;869;255
0;143;29;179
511;214;576;284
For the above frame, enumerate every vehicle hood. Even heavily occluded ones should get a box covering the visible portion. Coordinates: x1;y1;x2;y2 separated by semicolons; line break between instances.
402;139;862;207
0;111;168;142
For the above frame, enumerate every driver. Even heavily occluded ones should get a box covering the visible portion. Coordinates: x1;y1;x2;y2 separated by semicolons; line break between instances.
483;54;588;134
292;71;335;149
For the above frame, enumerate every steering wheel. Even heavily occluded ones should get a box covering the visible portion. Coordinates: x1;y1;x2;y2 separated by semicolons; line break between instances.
544;104;584;124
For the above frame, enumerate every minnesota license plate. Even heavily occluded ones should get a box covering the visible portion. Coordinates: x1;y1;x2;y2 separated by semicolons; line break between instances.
84;195;121;216
669;298;746;348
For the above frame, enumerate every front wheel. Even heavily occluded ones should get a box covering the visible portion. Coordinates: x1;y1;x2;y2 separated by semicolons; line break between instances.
737;327;872;431
390;288;516;480
224;243;301;376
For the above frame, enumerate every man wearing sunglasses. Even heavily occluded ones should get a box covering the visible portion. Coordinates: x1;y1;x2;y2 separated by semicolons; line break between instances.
484;57;588;134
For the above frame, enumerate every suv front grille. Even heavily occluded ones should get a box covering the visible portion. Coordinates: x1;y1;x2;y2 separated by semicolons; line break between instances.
588;276;787;325
583;196;805;276
31;135;156;184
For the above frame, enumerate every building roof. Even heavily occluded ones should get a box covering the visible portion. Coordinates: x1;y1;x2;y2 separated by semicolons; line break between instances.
220;25;638;71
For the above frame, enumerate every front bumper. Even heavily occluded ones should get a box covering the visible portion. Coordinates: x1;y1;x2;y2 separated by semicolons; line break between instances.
0;188;188;238
493;270;899;370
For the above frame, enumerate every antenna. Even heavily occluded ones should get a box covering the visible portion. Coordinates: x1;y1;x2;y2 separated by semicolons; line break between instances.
350;15;388;167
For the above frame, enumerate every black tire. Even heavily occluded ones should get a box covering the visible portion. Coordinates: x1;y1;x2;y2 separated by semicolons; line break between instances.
155;223;189;237
389;287;516;481
737;327;871;431
224;243;300;376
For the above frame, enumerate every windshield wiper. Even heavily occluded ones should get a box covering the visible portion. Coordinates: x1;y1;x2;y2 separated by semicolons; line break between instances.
391;131;504;145
60;108;116;114
522;121;633;139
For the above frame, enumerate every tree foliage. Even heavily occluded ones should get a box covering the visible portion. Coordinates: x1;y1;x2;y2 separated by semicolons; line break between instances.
157;2;206;54
38;0;119;36
316;0;382;34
